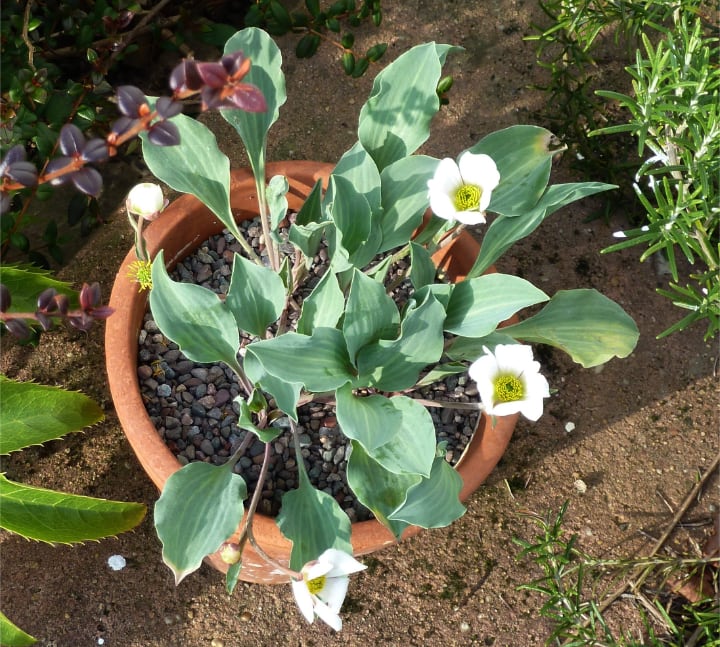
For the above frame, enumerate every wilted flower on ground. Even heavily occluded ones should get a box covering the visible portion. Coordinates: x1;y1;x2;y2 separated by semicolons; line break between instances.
469;344;550;421
427;151;500;224
291;548;367;631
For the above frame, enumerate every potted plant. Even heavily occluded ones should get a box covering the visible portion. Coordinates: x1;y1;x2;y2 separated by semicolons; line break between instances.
1;27;640;632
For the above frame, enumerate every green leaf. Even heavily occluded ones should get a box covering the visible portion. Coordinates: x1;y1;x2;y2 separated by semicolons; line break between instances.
335;384;401;451
389;455;465;528
409;241;436;290
235;396;281;443
243;352;302;420
222;28;286;181
329;141;382;214
468;182;617;277
155;462;247;584
356;293;445;391
444;274;548;337
141;110;238;239
277;471;352;571
378;155;439;252
414;361;468;387
501;289;640;367
0;265;74;314
225;560;243;595
150;251;241;370
246;327;354;392
296;270;345;335
0;377;103;455
226;253;286;337
0;474;146;544
346;441;418;539
358;43;451;170
470;125;557;216
267;174;289;231
444;331;517;362
0;611;36;646
343;269;399;362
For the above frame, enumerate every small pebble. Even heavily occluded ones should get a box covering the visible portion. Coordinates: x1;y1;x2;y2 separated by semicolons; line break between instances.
107;555;126;571
573;479;587;494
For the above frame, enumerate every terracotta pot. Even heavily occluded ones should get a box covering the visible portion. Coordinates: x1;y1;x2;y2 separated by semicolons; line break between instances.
106;160;518;584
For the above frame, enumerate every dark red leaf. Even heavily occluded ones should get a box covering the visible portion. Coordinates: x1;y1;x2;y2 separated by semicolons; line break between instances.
71;167;103;197
116;85;148;117
58;124;86;156
148;121;181;147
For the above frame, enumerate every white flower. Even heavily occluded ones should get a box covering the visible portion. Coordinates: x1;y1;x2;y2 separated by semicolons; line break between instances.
126;182;166;221
427;151;500;225
291;548;366;631
468;344;549;421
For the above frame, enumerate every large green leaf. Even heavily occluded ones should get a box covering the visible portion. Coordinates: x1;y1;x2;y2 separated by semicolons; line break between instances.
0;611;36;646
470;125;556;217
0;265;74;314
346;441;418;540
150;251;241;371
502;289;640;367
246;327;354;393
221;28;286;180
343;269;399;363
155;462;247;584
225;252;286;337
468;182;617;278
335;384;401;451
444;274;549;337
141;111;237;238
276;470;352;571
358;43;451;170
0;474;146;544
389;454;465;528
243;352;302;420
365;396;436;477
0;377;103;455
356;293;445;391
378;155;439;252
296;270;345;335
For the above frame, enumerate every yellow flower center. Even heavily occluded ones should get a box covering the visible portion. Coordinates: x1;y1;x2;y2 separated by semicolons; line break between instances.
306;575;326;596
493;374;524;403
127;260;153;291
454;184;481;211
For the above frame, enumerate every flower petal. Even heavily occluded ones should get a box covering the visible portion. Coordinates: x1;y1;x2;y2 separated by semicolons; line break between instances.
291;579;316;624
319;549;366;577
312;598;343;631
316;575;350;613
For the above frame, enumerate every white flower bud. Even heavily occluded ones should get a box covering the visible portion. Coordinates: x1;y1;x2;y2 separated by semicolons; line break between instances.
127;183;165;221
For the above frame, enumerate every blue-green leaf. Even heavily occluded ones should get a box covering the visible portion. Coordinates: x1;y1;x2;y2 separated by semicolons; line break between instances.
343;269;399;362
226;253;286;337
329;141;382;214
246;327;354;392
335;384;401;451
243;352;302;420
501;289;640;367
444;274;548;337
409;241;437;290
221;28;286;180
150;251;241;370
277;471;352;571
296;270;344;336
267;174;289;231
470;125;556;217
389;455;465;528
155;462;247;584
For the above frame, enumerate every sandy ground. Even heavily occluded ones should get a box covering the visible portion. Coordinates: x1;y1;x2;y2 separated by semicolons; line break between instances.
1;2;718;646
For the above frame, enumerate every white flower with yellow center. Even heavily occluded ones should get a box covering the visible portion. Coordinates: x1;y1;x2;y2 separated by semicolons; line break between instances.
469;344;549;421
427;151;500;225
291;548;366;631
126;182;166;221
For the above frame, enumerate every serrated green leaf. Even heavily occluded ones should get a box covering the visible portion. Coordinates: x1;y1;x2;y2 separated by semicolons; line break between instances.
444;274;548;337
0;610;36;646
226;253;286;337
0;474;146;544
0;377;103;455
155;462;247;584
501;289;640;367
150;251;241;371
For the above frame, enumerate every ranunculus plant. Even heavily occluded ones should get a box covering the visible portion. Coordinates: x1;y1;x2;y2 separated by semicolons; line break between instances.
1;27;640;631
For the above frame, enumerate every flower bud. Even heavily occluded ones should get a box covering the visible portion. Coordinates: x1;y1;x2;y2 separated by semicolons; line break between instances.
219;542;242;565
127;183;165;221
